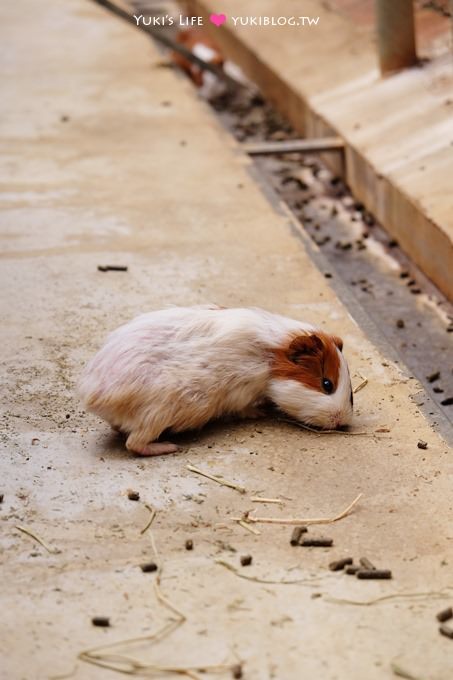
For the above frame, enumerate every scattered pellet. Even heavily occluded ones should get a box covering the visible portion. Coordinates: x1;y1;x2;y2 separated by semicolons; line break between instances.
359;557;376;571
441;397;453;406
290;525;308;546
363;212;375;226
300;538;333;548
399;271;410;279
439;624;453;640
240;555;252;567
232;664;243;679
97;265;128;272
140;562;158;573
357;569;392;580
0;494;3;504
345;565;360;575
433;387;444;393
417;440;428;450
185;539;193;551
329;557;353;572
427;371;441;383
127;490;140;501
410;288;422;295
436;607;453;623
91;616;110;627
396;319;405;329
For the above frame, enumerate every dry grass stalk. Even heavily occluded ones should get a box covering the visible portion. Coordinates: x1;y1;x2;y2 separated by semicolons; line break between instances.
140;503;156;535
326;586;453;607
233;493;362;527
14;524;61;554
79;570;238;678
353;378;368;394
250;497;284;504
187;463;247;494
237;520;261;535
390;662;422;680
277;417;374;436
216;559;323;585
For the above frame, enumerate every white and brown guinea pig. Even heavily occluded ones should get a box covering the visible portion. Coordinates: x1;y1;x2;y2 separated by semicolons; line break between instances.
79;305;353;456
172;29;225;96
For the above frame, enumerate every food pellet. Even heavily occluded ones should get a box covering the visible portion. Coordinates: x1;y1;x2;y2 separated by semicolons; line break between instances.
140;562;158;573
417;440;428;450
290;526;308;546
232;664;243;679
359;557;376;570
127;490;140;501
300;538;333;548
240;555;252;566
436;607;453;623
329;557;354;571
357;569;392;580
91;617;110;627
439;624;453;639
97;265;128;272
185;539;193;551
345;565;360;575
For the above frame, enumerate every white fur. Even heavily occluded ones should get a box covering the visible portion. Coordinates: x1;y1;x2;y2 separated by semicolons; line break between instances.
79;306;353;454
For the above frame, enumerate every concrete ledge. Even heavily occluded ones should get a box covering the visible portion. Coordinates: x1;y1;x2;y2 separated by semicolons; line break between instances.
188;0;453;301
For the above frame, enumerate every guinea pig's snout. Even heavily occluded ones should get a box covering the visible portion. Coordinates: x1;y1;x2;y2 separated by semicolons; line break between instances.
330;412;350;430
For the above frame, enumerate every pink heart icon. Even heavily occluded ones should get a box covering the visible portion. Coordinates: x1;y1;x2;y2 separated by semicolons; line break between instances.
210;13;227;27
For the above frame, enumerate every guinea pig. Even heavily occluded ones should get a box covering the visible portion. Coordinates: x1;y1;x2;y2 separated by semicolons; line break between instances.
172;29;225;94
79;305;353;456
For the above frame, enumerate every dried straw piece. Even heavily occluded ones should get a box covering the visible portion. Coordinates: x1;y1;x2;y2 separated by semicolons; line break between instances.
326;586;453;607
140;503;156;534
277;417;375;436
187;463;247;494
390;662;422;679
250;497;284;504
233;493;362;527
216;560;323;585
79;570;237;678
15;524;61;554
237;520;261;535
353;378;368;394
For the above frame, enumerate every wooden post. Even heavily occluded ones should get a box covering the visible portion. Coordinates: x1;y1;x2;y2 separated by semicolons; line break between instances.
375;0;417;75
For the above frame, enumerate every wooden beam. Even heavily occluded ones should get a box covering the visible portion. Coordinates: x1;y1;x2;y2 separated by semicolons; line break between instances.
375;0;417;74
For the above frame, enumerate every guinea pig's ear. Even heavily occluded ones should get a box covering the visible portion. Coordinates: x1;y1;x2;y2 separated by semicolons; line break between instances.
288;334;323;364
332;336;343;352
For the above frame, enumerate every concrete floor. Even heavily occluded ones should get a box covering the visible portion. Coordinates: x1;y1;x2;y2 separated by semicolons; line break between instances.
1;1;453;679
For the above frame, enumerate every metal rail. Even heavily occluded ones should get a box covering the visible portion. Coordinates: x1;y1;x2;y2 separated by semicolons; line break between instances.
243;137;344;156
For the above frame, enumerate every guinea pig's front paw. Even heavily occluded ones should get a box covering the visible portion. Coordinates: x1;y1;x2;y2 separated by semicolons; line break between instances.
127;440;179;456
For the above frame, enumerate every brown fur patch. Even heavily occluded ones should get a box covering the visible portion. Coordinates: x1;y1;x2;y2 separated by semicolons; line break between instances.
271;332;341;393
172;29;224;86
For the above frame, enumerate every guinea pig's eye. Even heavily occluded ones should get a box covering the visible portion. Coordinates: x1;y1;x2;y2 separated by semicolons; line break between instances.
322;378;334;394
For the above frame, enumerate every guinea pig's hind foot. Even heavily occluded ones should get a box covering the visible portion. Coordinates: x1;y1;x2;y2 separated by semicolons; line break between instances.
126;435;179;457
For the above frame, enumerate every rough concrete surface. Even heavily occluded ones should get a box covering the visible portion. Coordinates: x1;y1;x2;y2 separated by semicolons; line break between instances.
1;1;452;679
